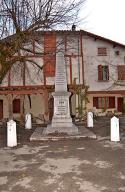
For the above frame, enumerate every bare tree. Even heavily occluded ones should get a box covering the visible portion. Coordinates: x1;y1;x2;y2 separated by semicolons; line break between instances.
0;0;86;83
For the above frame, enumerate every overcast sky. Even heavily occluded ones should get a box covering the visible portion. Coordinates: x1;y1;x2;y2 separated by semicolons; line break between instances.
79;0;125;45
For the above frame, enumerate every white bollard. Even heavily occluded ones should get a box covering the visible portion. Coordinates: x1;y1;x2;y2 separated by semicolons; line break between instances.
110;116;120;142
25;113;32;129
7;120;17;147
87;112;93;127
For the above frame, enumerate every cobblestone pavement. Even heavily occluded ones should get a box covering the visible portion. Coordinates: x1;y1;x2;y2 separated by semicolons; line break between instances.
0;117;125;192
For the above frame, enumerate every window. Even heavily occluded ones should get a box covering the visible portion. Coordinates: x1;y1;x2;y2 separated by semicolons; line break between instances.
98;65;109;81
13;99;20;113
118;65;125;80
98;47;107;56
93;97;115;109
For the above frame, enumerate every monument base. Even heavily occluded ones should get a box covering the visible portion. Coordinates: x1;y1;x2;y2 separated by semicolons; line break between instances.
43;123;78;136
51;116;73;127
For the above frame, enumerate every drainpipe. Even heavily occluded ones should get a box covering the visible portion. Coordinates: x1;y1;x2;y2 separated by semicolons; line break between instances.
80;32;84;85
77;36;80;84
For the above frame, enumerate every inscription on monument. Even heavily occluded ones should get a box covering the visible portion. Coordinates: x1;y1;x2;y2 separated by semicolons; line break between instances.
55;99;67;115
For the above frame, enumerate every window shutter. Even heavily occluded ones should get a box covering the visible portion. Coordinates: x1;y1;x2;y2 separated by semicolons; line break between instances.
44;34;56;77
98;65;103;80
93;97;98;108
118;65;125;80
109;97;115;108
118;66;122;80
98;48;107;56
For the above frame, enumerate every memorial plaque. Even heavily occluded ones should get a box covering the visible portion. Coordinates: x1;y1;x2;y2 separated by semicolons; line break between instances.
55;99;67;115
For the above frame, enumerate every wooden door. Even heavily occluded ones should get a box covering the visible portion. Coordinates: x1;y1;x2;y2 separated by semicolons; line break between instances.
0;100;3;119
48;98;54;120
117;97;123;112
13;99;20;113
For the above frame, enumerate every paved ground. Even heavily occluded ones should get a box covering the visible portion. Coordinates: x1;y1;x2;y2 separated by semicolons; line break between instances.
0;117;125;192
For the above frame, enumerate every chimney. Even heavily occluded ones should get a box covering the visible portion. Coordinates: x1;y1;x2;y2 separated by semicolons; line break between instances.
72;24;76;31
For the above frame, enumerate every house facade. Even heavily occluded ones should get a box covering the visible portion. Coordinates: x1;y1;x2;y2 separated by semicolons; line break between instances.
83;32;125;115
0;30;125;121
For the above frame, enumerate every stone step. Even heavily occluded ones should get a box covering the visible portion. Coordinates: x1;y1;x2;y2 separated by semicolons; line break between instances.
30;126;97;141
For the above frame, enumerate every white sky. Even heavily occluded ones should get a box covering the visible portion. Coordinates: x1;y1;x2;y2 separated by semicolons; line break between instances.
79;0;125;45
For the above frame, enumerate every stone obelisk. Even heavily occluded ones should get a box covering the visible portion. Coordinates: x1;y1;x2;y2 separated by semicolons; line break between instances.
43;55;78;135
